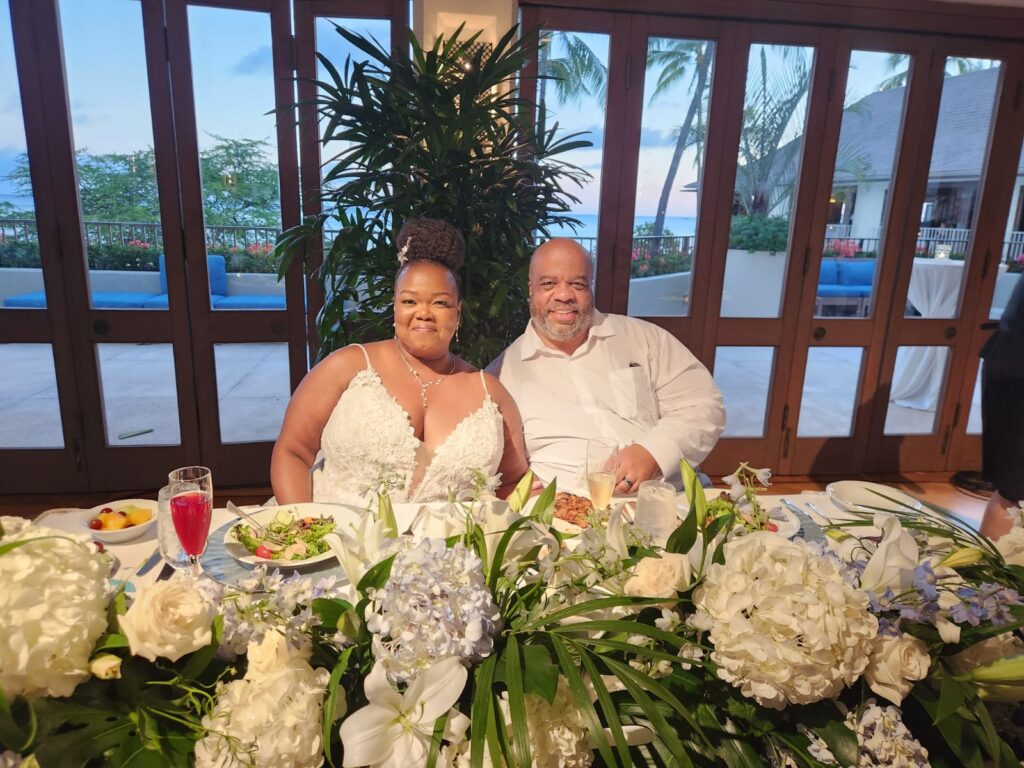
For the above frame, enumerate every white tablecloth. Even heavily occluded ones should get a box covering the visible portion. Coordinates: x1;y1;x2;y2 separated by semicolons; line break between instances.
890;258;964;410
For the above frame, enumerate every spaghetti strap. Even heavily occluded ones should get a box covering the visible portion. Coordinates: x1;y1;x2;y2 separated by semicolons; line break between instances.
352;343;372;369
478;369;492;401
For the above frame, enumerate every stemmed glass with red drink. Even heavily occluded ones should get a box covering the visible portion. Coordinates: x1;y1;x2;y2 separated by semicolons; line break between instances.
167;466;213;577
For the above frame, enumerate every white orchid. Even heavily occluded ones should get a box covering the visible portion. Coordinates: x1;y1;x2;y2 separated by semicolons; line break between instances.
341;657;468;768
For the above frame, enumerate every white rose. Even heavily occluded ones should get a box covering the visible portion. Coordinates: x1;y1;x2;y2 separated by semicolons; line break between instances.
863;633;930;705
996;527;1024;567
119;576;214;662
859;514;918;594
624;553;691;599
0;517;110;699
88;654;122;680
245;630;312;682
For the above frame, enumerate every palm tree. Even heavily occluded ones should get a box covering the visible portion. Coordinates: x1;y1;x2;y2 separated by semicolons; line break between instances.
537;31;607;117
646;39;712;238
879;53;994;91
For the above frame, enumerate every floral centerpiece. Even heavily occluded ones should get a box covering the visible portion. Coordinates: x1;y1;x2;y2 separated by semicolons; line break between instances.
2;463;1023;767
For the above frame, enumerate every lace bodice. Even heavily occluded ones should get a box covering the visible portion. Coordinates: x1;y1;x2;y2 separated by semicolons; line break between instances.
312;345;504;505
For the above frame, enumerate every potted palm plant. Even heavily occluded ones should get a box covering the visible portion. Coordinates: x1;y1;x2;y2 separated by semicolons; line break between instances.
276;25;591;366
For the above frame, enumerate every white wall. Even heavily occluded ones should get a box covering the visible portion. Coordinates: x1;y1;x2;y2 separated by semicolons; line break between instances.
850;181;888;240
416;0;516;47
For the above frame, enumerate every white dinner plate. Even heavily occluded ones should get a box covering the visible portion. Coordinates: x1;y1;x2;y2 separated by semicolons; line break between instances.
825;481;923;515
766;506;800;539
84;499;158;544
222;503;365;569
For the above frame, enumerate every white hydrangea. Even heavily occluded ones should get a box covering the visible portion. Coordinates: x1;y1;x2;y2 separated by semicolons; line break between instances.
849;699;930;767
690;532;878;709
366;539;501;684
0;516;110;699
194;631;331;768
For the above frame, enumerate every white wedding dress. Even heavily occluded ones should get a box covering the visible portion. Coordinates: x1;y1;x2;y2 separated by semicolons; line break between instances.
312;344;505;505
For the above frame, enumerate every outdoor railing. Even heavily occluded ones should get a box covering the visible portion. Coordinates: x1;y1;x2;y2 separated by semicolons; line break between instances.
0;218;280;249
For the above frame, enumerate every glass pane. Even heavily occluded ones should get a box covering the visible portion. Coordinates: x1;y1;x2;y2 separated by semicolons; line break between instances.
58;0;165;310
96;343;181;446
816;50;912;319
885;345;951;434
537;29;610;258
991;139;1024;320
188;6;284;311
0;344;63;447
0;2;43;311
722;44;814;318
797;347;863;437
905;57;1002;319
967;367;982;435
627;38;715;318
215;343;289;443
715;346;774;437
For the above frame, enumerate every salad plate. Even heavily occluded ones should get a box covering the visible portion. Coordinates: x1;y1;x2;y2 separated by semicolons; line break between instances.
222;503;362;569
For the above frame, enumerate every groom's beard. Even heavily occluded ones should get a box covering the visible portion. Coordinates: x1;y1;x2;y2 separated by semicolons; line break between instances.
530;301;594;342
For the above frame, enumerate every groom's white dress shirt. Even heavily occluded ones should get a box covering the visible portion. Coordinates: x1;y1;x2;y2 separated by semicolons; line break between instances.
489;311;725;493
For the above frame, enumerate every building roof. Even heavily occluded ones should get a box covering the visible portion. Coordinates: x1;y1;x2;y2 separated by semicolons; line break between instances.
834;66;1020;184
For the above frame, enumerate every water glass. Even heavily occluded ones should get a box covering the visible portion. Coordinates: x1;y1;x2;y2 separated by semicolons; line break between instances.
157;485;189;571
634;480;680;546
586;439;619;510
168;466;213;576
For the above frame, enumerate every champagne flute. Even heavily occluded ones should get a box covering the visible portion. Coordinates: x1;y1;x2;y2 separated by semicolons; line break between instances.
168;466;213;577
586;439;619;510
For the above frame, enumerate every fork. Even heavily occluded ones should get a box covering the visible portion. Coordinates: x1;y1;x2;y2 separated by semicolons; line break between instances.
226;500;265;535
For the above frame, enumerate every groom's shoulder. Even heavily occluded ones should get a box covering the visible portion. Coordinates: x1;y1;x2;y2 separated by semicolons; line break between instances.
485;331;529;378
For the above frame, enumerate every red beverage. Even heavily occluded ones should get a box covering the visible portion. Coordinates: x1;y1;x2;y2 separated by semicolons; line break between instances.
170;491;212;556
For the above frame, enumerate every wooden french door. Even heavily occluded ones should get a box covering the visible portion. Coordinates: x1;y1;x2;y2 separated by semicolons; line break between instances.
1;0;404;493
522;2;1024;478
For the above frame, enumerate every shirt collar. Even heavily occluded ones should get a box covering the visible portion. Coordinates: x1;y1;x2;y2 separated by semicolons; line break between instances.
520;310;614;360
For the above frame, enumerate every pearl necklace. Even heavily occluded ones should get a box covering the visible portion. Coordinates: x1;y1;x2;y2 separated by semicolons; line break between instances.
395;339;455;409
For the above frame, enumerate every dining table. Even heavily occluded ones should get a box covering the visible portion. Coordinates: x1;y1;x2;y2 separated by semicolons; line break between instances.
32;490;865;591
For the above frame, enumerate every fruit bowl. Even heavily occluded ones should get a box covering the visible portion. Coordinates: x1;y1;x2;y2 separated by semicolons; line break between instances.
84;499;158;544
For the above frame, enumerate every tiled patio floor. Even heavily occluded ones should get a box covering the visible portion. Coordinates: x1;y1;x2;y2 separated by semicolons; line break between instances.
0;342;982;450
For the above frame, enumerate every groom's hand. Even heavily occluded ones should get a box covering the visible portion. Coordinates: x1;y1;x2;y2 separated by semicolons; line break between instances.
615;444;659;495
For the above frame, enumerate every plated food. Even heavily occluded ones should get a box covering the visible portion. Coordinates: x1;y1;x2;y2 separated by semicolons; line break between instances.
553;492;594;529
84;499;158;543
230;508;337;563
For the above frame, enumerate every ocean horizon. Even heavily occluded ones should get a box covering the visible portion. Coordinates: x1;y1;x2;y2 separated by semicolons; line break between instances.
546;213;696;240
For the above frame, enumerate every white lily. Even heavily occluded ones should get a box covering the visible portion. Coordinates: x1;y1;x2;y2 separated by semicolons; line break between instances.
860;514;919;594
471;497;556;568
341;657;467;768
325;515;391;588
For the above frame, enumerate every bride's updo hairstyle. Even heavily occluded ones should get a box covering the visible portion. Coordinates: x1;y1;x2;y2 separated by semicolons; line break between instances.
395;218;466;298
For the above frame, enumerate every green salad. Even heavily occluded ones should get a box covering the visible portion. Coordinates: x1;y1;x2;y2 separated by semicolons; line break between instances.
230;509;337;562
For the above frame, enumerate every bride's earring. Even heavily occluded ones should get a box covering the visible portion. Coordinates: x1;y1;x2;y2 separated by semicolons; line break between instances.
456;315;461;343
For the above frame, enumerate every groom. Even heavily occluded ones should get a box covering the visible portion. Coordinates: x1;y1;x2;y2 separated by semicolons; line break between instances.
489;238;725;494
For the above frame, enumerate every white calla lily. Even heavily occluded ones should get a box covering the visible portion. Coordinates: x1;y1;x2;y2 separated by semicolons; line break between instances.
341;657;467;768
325;515;391;587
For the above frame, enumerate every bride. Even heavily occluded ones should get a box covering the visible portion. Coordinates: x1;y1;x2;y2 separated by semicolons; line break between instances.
271;218;529;505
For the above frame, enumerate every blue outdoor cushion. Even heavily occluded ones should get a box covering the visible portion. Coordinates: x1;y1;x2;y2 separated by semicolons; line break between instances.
159;253;228;296
817;284;865;298
90;292;154;309
818;258;839;285
3;291;47;308
142;294;169;309
837;259;876;287
213;294;285;310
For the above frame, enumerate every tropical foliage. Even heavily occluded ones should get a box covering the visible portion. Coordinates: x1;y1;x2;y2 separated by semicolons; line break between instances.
274;25;590;367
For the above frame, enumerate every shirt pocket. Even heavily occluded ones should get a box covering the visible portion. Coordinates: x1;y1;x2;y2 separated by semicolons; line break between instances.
593;366;659;423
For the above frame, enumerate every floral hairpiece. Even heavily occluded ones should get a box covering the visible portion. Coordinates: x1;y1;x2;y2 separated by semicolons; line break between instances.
397;240;411;265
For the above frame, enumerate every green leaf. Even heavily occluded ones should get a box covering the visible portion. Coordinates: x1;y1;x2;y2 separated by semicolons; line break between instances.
503;636;533;768
550;636;618;768
470;655;498;768
91;633;129;654
807;718;857;768
357;554;396;593
426;711;447;768
530;479;557;526
578;648;632;767
324;647;354;767
180;614;223;681
936;674;972;723
312;597;354;631
520;644;559;704
666;504;698;555
0;689;34;753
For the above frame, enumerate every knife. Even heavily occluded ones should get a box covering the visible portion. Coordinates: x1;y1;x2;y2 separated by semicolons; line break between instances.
136;547;163;577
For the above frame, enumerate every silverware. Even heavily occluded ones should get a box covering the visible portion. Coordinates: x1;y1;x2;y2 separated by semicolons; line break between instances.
226;500;265;534
136;547;163;577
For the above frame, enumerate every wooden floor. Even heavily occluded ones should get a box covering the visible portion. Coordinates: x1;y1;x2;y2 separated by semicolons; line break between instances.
0;478;990;527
